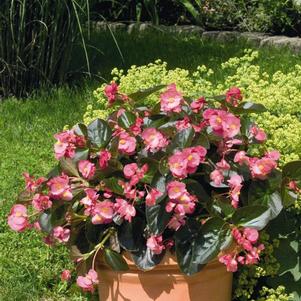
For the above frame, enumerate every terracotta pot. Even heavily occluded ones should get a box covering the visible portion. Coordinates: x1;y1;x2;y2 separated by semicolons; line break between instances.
97;253;233;301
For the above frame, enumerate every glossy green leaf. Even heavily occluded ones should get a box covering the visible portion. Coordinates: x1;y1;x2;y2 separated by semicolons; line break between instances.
39;212;52;233
102;177;124;195
118;110;136;129
73;123;88;137
283;160;301;179
168;127;195;151
104;249;129;271
232;205;271;230
59;157;80;177
87;118;112;148
232;102;267;114
128;84;166;102
132;245;165;271
183;179;211;203
146;199;172;235
175;217;226;275
118;219;145;252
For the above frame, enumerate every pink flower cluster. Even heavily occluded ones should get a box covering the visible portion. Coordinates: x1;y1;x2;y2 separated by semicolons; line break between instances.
219;227;264;272
118;132;137;155
168;146;207;178
53;226;70;243
23;173;46;192
80;189;114;225
123;163;148;186
165;181;197;230
8;204;29;232
160;83;183;113
79;160;96;179
147;235;165;254
141;128;169;153
32;193;52;212
99;149;111;169
76;269;99;293
250;126;267;142
54;130;85;160
114;198;136;222
234;150;280;180
203;109;241;139
104;81;118;105
47;174;73;201
145;188;163;206
225;87;243;107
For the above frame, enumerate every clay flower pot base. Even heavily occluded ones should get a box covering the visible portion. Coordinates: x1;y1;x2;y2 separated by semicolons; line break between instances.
97;253;233;301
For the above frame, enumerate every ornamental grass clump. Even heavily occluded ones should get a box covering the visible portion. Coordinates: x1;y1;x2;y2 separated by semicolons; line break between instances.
7;82;299;294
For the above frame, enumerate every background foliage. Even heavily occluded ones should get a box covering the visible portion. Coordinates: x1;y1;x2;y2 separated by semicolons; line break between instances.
0;0;91;98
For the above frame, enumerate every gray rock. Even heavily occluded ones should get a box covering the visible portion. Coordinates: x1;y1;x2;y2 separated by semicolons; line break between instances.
127;23;140;34
174;25;204;35
217;31;241;42
202;31;221;40
240;32;269;46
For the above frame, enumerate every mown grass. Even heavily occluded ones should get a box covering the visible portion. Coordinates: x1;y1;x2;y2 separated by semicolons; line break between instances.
1;30;301;301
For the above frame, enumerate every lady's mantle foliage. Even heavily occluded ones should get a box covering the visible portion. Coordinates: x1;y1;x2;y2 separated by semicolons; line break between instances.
8;81;300;293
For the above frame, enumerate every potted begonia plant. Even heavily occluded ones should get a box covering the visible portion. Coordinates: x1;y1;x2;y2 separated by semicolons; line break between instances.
8;83;297;301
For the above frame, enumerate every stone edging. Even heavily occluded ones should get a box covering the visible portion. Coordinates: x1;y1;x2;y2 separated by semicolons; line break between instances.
93;21;301;53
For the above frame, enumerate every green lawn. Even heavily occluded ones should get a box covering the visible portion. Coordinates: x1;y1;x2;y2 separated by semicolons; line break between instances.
0;30;301;301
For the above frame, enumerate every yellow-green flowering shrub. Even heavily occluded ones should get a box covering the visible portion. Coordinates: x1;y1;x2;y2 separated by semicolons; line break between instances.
86;50;301;166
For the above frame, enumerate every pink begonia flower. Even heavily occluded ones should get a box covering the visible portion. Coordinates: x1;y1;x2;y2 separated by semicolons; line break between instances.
130;117;144;136
123;163;138;179
243;228;259;244
167;214;186;231
227;175;243;208
167;181;187;199
147;235;165;255
141;128;169;153
250;157;277;180
114;198;136;222
99;150;111;169
250;126;267;142
190;97;206;113
118;132;137;155
91;201;114;224
168;146;207;179
168;151;188;178
216;159;230;171
176;116;191;131
203;109;241;138
210;169;224;186
230;185;242;208
145;188;163;206
265;150;280;161
33;221;42;231
32;193;52;212
160;83;183;113
227;174;243;188
76;269;99;293
123;163;148;186
225;87;243;107
78;160;96;179
219;254;238;272
53;226;70;243
104;81;118;105
288;180;300;193
61;269;71;282
47;174;73;201
7;204;29;232
166;181;196;215
234;151;250;166
54;130;85;160
23;173;46;192
245;244;265;265
80;188;99;216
